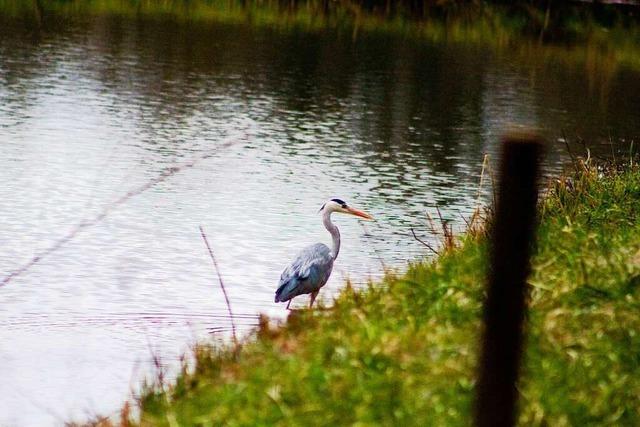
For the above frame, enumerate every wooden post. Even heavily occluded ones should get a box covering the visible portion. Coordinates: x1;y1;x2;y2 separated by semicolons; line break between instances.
474;133;544;427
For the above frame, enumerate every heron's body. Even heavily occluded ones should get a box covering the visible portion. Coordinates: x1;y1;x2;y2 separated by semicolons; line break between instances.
274;243;334;303
275;198;373;309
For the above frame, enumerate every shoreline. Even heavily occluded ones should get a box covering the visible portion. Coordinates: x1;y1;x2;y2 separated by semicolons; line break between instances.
90;158;640;426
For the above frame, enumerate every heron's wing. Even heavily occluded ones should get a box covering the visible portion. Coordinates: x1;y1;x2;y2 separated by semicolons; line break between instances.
275;243;333;302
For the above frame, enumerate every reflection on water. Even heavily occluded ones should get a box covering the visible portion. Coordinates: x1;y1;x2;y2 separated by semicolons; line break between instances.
1;12;639;426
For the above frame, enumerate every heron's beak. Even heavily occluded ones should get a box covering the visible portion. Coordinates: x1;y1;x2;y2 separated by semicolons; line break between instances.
346;207;374;221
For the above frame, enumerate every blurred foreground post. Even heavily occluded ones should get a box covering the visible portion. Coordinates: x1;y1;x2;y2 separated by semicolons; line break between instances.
474;133;544;427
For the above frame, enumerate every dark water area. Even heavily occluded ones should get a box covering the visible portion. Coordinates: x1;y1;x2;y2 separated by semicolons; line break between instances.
1;12;639;426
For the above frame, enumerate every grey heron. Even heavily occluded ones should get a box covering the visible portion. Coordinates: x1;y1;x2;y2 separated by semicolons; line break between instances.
275;198;374;309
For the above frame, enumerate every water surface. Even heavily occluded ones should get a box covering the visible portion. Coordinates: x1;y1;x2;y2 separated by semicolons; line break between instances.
1;13;639;426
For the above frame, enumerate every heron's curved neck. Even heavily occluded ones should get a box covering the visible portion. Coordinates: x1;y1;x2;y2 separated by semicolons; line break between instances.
322;210;340;260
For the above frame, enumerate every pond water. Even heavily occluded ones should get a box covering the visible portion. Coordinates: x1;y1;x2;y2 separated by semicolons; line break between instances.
1;12;639;426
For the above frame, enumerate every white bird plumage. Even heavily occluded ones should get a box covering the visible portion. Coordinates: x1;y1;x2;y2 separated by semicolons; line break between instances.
274;198;373;309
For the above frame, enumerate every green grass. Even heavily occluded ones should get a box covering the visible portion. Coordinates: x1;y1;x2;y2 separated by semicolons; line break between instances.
97;161;640;426
2;1;640;71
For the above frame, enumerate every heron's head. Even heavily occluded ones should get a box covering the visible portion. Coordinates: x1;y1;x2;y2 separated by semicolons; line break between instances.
319;198;374;220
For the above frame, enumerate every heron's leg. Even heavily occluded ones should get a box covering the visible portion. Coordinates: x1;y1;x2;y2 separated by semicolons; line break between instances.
309;291;319;308
286;299;292;310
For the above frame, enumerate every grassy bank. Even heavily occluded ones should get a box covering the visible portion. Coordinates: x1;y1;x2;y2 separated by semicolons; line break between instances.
2;1;640;70
98;160;640;426
5;1;640;44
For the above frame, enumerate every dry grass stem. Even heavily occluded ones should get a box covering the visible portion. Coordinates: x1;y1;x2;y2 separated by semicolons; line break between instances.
435;207;455;251
199;225;238;347
410;227;439;255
